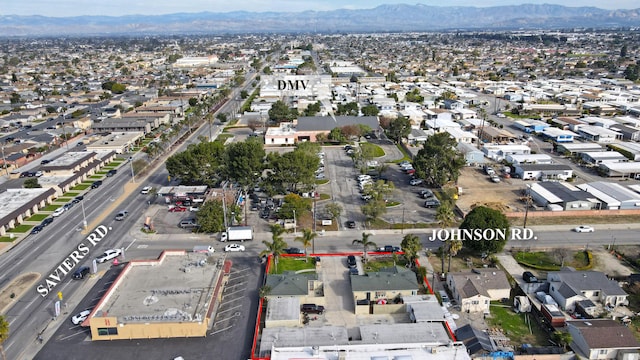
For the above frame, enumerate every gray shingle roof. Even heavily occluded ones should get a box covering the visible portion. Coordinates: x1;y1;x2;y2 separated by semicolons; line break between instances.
264;272;317;296
350;266;419;292
569;319;640;349
549;271;627;296
296;116;379;132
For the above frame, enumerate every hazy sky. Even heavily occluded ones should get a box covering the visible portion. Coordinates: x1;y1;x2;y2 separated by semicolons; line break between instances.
1;0;636;17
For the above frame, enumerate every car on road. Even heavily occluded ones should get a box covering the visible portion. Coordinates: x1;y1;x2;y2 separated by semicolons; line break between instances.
41;218;53;227
140;186;153;194
224;244;246;252
34;170;43;177
490;175;501;183
347;255;357;268
71;309;92;325
20;171;35;178
51;207;66;217
574;225;595;233
72;196;84;204
409;178;423;186
114;211;129;221
30;225;44;234
40;159;51;165
96;249;122;263
168;205;188;212
285;247;304;254
72;266;91;280
301;304;325;314
91;180;103;189
346;220;356;229
106;169;117;177
378;245;401;252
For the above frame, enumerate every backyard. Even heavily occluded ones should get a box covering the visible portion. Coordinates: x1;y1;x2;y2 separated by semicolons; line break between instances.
487;302;549;347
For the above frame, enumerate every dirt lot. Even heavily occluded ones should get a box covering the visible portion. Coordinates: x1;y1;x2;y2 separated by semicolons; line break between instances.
456;166;525;215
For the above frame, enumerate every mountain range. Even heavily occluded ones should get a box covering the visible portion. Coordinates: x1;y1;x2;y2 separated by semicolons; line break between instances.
1;4;639;37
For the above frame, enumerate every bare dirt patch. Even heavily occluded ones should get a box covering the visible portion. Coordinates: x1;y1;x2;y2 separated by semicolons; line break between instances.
0;272;41;314
456;166;525;215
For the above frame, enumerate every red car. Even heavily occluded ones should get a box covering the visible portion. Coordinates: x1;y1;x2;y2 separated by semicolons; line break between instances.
406;169;416;175
168;205;188;212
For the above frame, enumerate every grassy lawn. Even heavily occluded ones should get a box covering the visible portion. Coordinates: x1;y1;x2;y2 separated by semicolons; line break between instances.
41;204;62;212
54;197;72;203
89;175;103;179
363;257;409;272
316;179;330;186
7;224;32;233
215;133;234;143
514;250;590;271
368;218;438;230
270;256;316;274
487;303;548;346
71;184;91;191
25;213;49;222
64;192;80;197
360;142;385;157
0;237;15;243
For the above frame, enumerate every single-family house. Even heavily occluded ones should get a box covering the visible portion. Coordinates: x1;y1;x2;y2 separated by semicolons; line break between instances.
506;154;553;165
548;270;628;312
350;266;419;311
446;128;478;144
567;319;640;359
446;269;511;313
482;144;531;162
263;272;324;304
513;119;550;133
457;142;485;165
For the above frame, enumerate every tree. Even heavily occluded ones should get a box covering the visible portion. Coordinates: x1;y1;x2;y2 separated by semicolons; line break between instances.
265;149;320;194
188;97;198;107
260;224;287;272
460;206;510;254
413;132;465;187
336;102;359;116
223;138;265;189
165;141;225;185
303;101;321;116
552;331;572;350
361;199;387;223
278;193;312;219
268;100;297;123
435;202;456;273
295;228;317;261
401;234;422;267
361;105;379;116
216;113;228;123
385;116;412;144
23;178;41;188
352;232;377;262
195;200;226;233
405;88;424;103
447;239;463;273
240;90;249;99
325;202;343;222
0;315;8;360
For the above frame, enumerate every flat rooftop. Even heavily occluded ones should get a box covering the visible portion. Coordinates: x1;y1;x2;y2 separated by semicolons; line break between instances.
97;251;221;324
0;188;51;218
43;151;96;168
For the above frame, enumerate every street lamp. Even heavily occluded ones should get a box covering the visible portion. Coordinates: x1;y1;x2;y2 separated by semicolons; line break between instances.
129;158;135;183
81;200;88;230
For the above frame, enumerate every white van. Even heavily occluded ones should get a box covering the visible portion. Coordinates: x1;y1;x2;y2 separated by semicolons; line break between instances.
193;245;214;254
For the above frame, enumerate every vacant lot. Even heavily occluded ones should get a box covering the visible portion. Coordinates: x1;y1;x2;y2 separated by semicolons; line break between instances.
456;166;524;215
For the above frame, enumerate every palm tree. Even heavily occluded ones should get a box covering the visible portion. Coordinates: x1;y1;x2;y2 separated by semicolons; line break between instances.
435;202;456;274
259;224;287;272
400;233;421;267
352;232;377;263
447;239;463;273
295;228;317;262
0;315;9;360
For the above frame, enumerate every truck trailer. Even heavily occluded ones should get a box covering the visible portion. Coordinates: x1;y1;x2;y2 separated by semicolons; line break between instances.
220;226;253;242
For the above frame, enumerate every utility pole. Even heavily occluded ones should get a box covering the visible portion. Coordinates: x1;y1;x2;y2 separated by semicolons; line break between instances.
523;185;531;228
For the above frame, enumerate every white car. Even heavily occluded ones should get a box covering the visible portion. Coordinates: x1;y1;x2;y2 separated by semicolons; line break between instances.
409;179;423;186
140;186;153;194
71;309;91;325
189;206;200;212
224;244;245;252
574;225;595;233
52;207;66;217
96;249;122;263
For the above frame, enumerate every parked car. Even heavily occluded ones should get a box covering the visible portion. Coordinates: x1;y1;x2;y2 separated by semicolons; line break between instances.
52;207;66;217
72;266;91;280
96;249;122;263
409;178;423;186
419;189;434;198
63;203;74;210
347;255;357;268
178;219;199;229
91;180;103;189
34;171;43;177
114;211;129;221
40;159;51;165
574;225;595;233
346;220;356;229
490;175;501;183
72;196;84;204
30;225;44;234
71;309;92;325
224;244;246;252
189;206;200;212
301;304;325;314
41;218;54;227
424;199;441;208
378;245;401;252
522;271;538;283
168;205;188;212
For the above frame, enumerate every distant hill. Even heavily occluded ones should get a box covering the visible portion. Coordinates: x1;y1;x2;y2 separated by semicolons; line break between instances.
1;4;639;36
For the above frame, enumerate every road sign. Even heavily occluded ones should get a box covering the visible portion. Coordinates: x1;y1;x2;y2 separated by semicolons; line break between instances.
57;291;63;301
54;301;60;317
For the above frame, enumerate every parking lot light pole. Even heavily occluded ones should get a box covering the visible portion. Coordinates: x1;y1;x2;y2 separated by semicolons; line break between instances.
81;200;88;230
